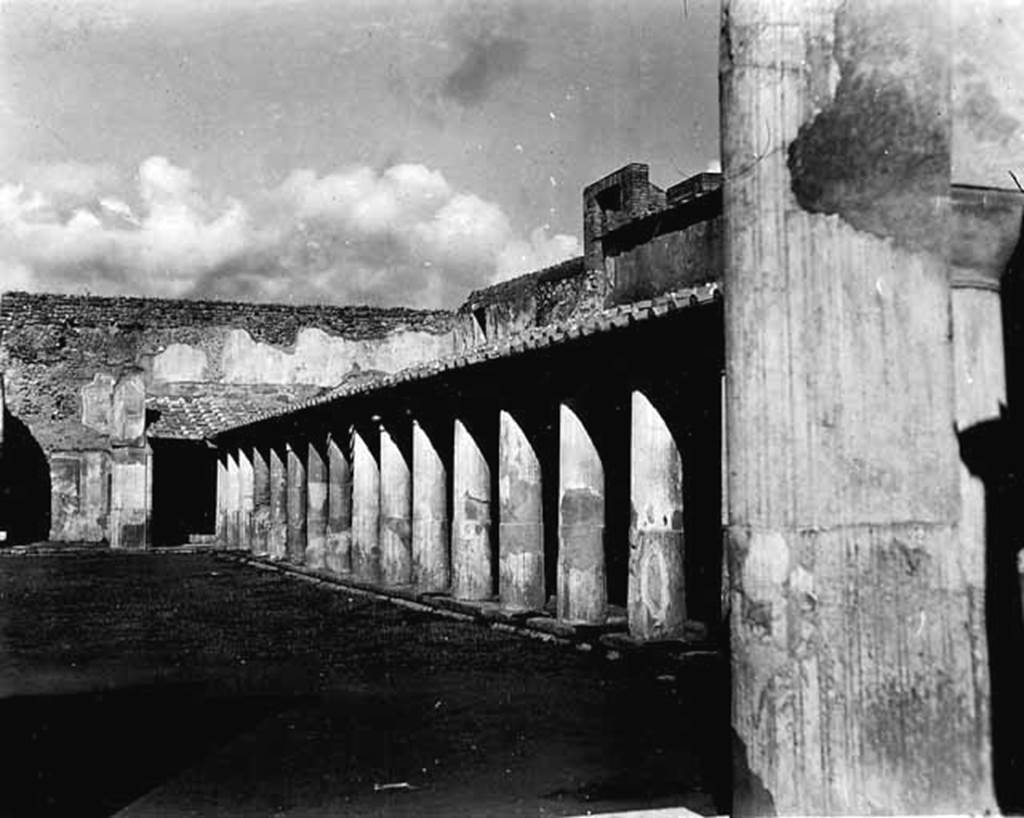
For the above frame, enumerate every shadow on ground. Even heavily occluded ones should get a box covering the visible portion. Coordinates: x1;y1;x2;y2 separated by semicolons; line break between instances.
0;685;291;817
0;554;728;817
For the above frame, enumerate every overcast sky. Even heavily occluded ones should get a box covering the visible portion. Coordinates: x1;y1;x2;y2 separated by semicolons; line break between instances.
0;0;720;307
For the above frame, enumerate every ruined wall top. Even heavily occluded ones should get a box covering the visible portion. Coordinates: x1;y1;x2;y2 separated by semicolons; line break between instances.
0;290;458;457
0;291;455;346
451;164;725;350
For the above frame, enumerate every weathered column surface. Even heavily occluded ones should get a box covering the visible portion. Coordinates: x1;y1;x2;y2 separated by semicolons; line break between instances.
326;434;352;574
412;420;449;591
110;445;150;549
238;448;254;552
225;450;240;550
109;373;150;549
451;418;492;600
557;403;605;623
306;441;328;569
952;186;1018;583
498;410;544;610
216;454;228;543
628;390;685;640
379;423;412;586
351;427;381;583
268;446;287;560
285;443;307;563
252;446;271;556
721;1;995;813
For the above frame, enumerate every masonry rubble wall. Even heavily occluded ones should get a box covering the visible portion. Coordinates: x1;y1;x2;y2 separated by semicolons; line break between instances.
455;167;726;352
0;291;456;543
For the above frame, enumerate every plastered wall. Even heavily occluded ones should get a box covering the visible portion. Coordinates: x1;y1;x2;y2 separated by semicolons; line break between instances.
0;292;456;543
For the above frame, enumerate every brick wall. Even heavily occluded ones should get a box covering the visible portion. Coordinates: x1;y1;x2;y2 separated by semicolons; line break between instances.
0;291;455;451
0;292;454;345
454;257;606;350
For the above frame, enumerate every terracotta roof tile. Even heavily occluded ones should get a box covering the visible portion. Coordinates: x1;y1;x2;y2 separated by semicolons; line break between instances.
213;282;721;438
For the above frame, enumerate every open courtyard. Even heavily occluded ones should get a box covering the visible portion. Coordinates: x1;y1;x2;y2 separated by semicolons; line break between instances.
0;552;726;817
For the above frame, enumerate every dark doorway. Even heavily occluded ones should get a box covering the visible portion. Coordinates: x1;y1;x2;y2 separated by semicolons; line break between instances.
0;411;52;545
150;439;216;546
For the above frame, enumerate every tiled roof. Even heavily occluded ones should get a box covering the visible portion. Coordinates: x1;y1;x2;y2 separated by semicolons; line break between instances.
147;387;328;440
212;282;722;439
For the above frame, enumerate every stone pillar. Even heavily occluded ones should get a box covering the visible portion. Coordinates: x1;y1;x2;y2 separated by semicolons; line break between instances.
216;453;228;543
451;418;492;600
109;445;150;549
285;442;307;563
225;449;240;549
109;373;150;549
306;440;328;569
498;410;544;610
379;422;412;586
557;402;605;623
268;445;288;560
238;447;254;551
252;446;271;556
952;186;1017;592
326;433;352;574
351;426;381;582
721;1;994;812
412;419;449;592
628;390;685;640
952;186;1021;812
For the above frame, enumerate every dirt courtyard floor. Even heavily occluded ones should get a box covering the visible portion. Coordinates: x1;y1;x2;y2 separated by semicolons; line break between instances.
0;553;728;817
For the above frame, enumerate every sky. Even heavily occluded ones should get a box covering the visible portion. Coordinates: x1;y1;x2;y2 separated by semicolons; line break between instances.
0;0;720;308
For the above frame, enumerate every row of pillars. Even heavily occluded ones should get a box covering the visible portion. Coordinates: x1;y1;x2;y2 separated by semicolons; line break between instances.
216;389;696;640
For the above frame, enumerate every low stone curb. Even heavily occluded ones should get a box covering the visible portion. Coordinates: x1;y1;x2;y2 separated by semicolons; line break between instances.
220;552;725;672
0;544;231;557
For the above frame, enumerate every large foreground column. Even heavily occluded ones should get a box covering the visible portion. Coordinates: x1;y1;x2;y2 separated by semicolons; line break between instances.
285;443;306;563
412;419;449;591
268;445;287;559
252;446;271;556
498;410;544;610
379;423;412;585
306;441;328;569
628;390;685;639
326;434;352;574
557;403;605;623
351;426;381;582
451;418;493;600
721;1;994;812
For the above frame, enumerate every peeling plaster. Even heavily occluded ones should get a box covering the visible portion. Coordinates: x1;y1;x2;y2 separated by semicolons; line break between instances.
220;327;455;386
788;2;949;255
81;373;115;434
953;0;1024;187
152;343;208;382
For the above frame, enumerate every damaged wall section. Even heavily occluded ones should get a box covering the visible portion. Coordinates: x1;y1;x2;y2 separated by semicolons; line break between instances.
0;292;456;544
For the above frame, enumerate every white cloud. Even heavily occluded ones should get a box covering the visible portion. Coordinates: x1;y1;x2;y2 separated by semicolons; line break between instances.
496;226;582;280
0;156;581;307
19;161;120;204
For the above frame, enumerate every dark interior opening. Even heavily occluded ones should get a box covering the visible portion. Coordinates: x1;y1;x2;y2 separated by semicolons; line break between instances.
472;308;488;341
596;184;622;214
151;439;216;547
600;395;631;608
0;412;52;545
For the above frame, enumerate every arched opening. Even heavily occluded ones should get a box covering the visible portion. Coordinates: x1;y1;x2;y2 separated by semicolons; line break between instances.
0;412;51;545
